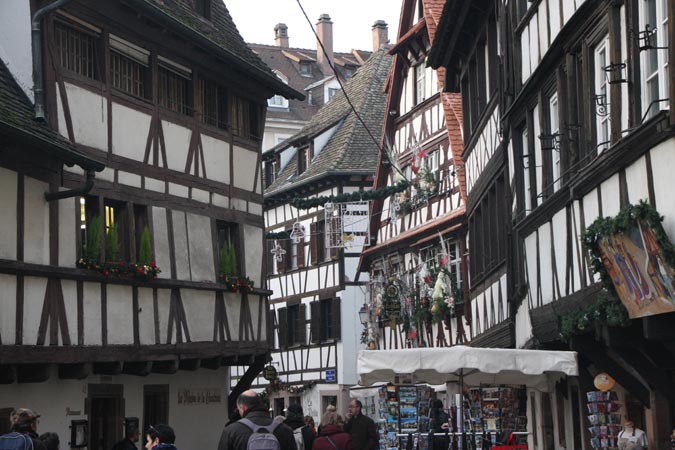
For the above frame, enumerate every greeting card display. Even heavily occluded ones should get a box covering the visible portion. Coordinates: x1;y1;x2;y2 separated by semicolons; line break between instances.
586;390;621;449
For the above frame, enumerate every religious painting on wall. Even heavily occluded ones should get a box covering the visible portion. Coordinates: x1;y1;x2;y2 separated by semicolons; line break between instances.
597;220;675;318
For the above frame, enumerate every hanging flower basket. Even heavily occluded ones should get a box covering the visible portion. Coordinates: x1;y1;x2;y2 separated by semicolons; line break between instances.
218;274;255;293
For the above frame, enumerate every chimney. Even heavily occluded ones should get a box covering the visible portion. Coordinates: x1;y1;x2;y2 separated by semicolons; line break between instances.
316;14;334;75
274;23;289;48
372;20;389;51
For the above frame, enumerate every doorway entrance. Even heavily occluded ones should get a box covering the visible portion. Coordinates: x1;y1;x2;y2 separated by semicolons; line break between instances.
88;384;124;450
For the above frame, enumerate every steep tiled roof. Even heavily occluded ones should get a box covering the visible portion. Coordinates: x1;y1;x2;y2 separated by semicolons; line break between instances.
250;43;371;123
128;0;303;99
0;60;103;171
265;48;393;197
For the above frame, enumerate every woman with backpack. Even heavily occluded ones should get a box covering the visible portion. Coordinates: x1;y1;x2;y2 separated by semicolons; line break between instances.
312;412;352;450
284;405;314;450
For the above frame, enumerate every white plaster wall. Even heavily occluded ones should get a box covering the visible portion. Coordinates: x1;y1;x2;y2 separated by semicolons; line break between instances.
157;289;171;344
83;282;102;345
168;182;189;198
549;0;562;43
224;292;241;341
533;104;543;206
0;168;18;259
600;173;621;218
162;120;191;172
571;200;584;293
186;213;215;282
146;177;166;194
138;287;155;345
538;223;553;305
339;285;366;386
0;274;17;345
232;146;258;192
106;285;134;345
112;103;151;161
243;224;264;286
625;155;649;205
23;276;48;345
65;83;108;150
182;289;215;342
23;176;49;265
524;233;538;307
0;0;33;101
515;302;533;349
62;280;78;345
151;207;171;279
249;295;263;341
552;209;568;300
0;367;230;450
118;171;142;189
651;138;675;239
172;210;191;281
58;195;77;267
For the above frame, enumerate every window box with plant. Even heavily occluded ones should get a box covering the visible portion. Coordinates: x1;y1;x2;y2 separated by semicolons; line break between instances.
77;217;161;280
218;241;254;293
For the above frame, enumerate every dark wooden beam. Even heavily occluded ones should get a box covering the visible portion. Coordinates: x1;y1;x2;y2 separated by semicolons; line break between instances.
178;358;201;371
201;357;223;370
122;361;151;376
151;359;178;374
93;361;123;375
0;366;16;384
227;354;268;419
58;363;90;380
16;364;50;383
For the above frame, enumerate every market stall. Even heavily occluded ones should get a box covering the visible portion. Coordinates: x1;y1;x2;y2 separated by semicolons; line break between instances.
357;346;579;450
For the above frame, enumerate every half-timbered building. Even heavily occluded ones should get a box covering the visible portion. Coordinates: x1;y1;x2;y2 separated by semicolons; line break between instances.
430;0;675;448
0;0;301;448
358;0;468;352
231;47;392;419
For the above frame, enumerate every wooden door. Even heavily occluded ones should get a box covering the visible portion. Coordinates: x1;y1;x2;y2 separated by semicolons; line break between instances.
88;385;124;450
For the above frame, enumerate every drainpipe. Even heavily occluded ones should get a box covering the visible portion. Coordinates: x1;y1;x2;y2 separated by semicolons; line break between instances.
32;0;76;120
45;169;95;201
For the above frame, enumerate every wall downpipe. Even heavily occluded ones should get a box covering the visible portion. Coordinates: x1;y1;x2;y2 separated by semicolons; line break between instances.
32;0;76;120
45;169;96;201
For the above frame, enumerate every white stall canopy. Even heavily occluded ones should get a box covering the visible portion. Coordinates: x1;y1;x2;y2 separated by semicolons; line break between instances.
358;346;578;391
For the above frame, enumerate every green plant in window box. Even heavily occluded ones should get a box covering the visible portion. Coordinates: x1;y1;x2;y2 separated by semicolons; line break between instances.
218;242;254;293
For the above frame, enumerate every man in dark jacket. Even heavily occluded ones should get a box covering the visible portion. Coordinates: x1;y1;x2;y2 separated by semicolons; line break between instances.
344;400;378;450
0;408;47;450
217;390;297;450
284;404;314;450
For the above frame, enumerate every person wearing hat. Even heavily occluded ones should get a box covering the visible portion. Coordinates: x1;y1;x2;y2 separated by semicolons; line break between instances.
284;404;314;450
0;408;46;450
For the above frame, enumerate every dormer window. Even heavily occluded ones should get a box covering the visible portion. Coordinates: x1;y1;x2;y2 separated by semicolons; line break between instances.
268;70;290;109
327;87;339;102
300;62;312;77
196;0;211;20
297;147;312;174
343;67;354;79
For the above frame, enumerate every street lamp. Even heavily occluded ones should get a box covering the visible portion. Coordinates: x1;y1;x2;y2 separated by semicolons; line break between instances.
358;305;369;325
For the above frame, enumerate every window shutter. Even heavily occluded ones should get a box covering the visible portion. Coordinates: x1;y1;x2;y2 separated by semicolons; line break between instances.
267;310;275;346
310;222;318;266
331;298;341;340
297;303;307;345
310;301;321;343
297;235;305;268
278;307;288;349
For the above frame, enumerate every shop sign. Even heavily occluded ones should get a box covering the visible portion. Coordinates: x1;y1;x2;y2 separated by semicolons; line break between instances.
177;388;222;405
263;364;278;381
597;221;675;318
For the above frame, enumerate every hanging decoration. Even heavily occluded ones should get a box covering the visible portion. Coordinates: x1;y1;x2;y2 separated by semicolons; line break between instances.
271;241;286;262
259;379;317;399
266;230;290;240
289;221;306;244
290;180;409;210
326;201;371;249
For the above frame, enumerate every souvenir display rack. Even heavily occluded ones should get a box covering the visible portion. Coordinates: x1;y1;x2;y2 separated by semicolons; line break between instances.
586;391;622;449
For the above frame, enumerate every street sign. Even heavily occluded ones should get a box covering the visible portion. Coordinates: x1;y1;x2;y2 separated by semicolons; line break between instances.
325;369;336;382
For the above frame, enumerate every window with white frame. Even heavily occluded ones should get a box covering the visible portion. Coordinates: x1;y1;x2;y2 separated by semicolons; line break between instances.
415;63;426;104
594;36;610;152
268;71;289;109
521;127;532;214
448;240;462;289
549;93;561;192
640;0;669;119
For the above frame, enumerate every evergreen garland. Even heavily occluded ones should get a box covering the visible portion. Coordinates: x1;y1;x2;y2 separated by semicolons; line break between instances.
265;231;290;240
290;180;410;210
560;201;674;339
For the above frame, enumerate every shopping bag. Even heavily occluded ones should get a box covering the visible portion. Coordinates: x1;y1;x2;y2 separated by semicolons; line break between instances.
491;433;528;450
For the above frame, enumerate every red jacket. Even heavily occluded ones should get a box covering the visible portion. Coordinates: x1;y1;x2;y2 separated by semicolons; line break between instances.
312;425;352;450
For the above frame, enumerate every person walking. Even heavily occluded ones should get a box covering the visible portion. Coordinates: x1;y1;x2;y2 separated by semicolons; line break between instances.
284;404;314;450
428;400;449;450
217;390;297;450
0;409;46;450
312;412;351;450
344;400;377;450
38;433;60;450
112;426;139;450
144;424;177;450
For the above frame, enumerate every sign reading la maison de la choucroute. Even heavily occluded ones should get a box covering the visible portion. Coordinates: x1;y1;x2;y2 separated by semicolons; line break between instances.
177;388;222;405
598;220;675;318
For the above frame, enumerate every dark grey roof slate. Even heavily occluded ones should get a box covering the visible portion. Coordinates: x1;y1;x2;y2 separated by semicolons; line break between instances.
129;0;303;100
0;60;104;171
265;47;392;197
